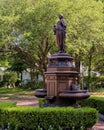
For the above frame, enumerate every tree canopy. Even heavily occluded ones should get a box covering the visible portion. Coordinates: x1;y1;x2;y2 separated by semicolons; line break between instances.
0;0;103;79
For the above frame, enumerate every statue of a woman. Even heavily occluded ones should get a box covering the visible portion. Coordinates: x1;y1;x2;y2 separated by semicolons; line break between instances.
53;14;66;52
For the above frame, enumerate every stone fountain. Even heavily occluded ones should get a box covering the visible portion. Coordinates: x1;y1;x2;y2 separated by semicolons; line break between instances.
35;14;90;107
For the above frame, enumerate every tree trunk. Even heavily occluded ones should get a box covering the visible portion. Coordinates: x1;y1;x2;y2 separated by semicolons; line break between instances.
42;73;46;88
74;54;80;73
20;72;23;81
87;44;95;90
88;56;92;79
87;54;92;90
74;54;80;84
30;69;36;81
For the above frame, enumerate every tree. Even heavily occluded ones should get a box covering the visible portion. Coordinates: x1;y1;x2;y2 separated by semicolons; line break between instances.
0;0;68;81
8;60;27;81
65;0;104;88
93;45;104;75
0;0;103;89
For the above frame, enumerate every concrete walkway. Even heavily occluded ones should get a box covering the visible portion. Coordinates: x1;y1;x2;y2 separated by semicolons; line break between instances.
16;99;38;106
92;121;104;130
92;113;104;130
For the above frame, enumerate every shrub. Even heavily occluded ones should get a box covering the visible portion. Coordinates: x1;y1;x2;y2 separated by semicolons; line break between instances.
95;76;104;89
0;80;7;88
78;97;104;114
0;106;98;130
34;81;44;89
3;72;18;88
83;76;104;91
0;101;16;127
38;98;45;107
21;80;44;90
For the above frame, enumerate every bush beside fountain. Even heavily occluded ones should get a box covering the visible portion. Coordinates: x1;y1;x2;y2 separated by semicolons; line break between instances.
0;106;98;130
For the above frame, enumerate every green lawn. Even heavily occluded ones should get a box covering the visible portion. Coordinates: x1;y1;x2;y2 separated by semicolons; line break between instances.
0;87;35;100
0;101;16;108
0;87;34;94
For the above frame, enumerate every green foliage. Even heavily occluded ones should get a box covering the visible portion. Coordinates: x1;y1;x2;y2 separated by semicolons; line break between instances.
21;80;44;90
34;81;44;89
0;102;16;127
0;87;27;94
78;97;104;114
0;106;97;130
65;0;104;82
83;76;104;91
66;0;104;55
38;98;45;107
3;71;18;87
8;60;27;73
0;0;103;79
0;102;16;108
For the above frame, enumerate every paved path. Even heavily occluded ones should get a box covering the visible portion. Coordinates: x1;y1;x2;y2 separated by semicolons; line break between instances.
0;98;38;106
0;98;104;130
16;99;38;106
92;121;104;130
92;114;104;130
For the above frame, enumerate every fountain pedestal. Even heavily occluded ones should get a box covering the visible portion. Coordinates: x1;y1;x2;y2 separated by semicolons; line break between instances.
35;52;90;107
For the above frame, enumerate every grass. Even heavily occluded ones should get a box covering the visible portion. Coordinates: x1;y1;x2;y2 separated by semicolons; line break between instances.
0;101;16;108
93;88;104;92
0;87;35;100
0;87;33;94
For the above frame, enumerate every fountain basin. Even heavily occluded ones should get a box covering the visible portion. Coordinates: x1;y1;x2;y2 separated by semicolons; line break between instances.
35;88;47;98
35;88;90;100
59;91;90;99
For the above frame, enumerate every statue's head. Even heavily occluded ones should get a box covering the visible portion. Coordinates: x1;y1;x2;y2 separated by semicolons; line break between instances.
58;14;63;19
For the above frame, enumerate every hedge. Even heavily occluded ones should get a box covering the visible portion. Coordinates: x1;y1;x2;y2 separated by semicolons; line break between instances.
0;106;98;130
78;97;104;114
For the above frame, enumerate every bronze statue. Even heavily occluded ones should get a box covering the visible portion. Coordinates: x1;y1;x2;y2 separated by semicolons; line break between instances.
53;14;66;52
